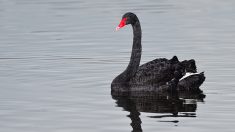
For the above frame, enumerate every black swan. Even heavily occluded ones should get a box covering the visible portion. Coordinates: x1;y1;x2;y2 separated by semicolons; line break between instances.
111;12;205;93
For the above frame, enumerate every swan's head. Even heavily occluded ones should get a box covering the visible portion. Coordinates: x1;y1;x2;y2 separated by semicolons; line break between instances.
116;12;138;31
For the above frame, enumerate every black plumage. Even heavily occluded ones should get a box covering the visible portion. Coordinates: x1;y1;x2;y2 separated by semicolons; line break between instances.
111;12;205;93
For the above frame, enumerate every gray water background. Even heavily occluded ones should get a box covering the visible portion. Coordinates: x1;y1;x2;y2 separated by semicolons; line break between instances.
0;0;235;132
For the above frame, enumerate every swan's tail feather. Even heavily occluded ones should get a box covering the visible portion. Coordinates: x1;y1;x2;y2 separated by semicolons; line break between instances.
178;72;205;91
181;59;197;73
170;56;179;62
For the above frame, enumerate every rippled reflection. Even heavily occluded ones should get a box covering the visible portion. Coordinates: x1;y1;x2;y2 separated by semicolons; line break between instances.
112;85;205;132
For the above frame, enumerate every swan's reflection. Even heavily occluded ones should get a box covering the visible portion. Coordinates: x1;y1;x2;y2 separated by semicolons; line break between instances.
111;85;205;132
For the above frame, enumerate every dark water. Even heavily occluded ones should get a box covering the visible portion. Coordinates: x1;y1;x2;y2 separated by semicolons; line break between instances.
1;0;235;132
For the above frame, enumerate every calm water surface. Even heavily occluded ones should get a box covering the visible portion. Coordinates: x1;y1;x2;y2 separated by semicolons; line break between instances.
0;0;235;132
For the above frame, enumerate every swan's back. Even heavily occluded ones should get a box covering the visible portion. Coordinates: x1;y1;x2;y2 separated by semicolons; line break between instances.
130;56;183;85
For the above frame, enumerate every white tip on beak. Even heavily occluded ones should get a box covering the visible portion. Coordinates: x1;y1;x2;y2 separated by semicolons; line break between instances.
115;27;120;31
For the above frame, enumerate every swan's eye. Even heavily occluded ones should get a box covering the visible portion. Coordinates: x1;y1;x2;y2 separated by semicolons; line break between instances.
116;17;127;31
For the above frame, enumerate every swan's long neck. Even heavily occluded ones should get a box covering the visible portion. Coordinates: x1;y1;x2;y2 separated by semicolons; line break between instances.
128;21;142;75
112;18;142;84
123;20;142;80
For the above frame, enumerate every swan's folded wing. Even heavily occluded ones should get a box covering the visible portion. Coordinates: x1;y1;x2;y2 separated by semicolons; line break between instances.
130;58;180;85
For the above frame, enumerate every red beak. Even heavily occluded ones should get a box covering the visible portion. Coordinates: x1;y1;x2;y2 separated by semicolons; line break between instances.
116;18;127;31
